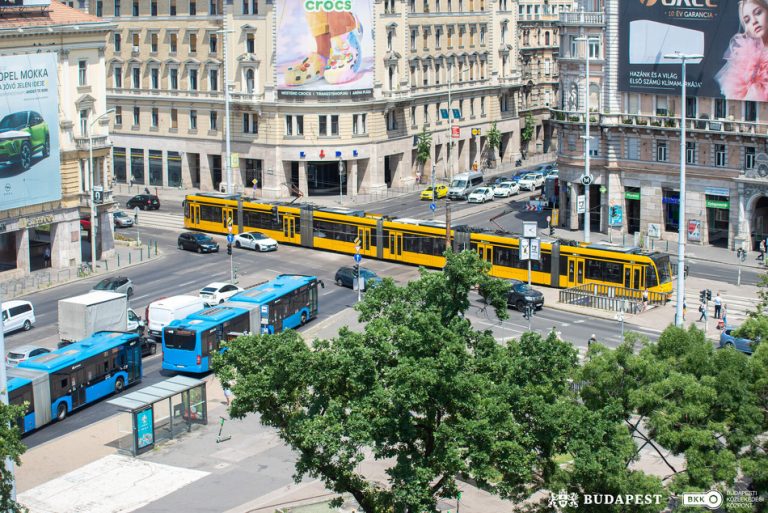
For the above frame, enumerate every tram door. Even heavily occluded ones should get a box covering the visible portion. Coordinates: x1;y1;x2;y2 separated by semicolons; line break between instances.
476;243;493;267
222;207;235;232
567;257;585;287
357;227;374;257
388;232;403;259
190;204;200;225
282;215;296;242
624;264;644;290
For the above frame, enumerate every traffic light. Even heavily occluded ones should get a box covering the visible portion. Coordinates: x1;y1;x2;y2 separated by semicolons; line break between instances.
353;263;359;279
227;243;232;256
272;206;279;223
706;289;712;301
700;290;706;302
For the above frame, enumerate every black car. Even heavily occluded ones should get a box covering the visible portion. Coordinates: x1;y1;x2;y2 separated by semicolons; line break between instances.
126;194;160;210
140;336;158;357
506;279;545;311
178;232;219;253
334;266;381;291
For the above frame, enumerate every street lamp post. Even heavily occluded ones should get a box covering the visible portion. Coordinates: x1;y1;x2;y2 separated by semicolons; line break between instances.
89;108;116;271
338;158;345;205
446;67;470;180
575;36;598;244
217;28;234;195
664;52;702;327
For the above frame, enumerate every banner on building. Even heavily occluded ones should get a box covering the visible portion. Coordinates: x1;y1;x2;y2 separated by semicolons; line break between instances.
688;219;702;242
276;0;374;98
617;1;766;100
0;53;61;209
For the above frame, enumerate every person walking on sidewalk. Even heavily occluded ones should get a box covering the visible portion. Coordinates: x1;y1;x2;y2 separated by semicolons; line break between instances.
722;304;728;327
760;239;766;262
698;301;708;322
714;293;722;319
43;246;51;268
642;289;649;312
683;299;687;321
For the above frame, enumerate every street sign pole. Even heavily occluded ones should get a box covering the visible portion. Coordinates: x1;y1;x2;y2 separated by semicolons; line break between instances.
354;244;362;302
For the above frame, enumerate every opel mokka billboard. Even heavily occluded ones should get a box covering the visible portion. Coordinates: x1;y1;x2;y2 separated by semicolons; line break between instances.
276;0;374;98
0;52;61;210
617;0;768;100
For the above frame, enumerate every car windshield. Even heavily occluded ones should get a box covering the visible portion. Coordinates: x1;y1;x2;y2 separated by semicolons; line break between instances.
515;283;533;293
115;212;126;218
0;112;26;131
7;352;25;359
360;270;378;279
499;183;511;188
94;279;116;290
251;233;266;240
451;179;467;188
524;174;536;179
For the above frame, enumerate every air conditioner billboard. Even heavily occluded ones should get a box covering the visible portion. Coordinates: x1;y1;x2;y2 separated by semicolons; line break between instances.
0;52;61;210
618;0;768;101
276;0;374;98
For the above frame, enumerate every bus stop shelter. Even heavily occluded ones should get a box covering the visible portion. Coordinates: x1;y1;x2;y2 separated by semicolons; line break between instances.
107;375;208;456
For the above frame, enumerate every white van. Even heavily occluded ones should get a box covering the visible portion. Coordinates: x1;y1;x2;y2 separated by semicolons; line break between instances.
146;295;206;340
2;300;36;334
447;171;484;200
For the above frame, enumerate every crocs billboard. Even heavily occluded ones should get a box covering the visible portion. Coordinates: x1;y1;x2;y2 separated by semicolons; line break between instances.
617;0;764;100
0;52;61;209
277;0;374;98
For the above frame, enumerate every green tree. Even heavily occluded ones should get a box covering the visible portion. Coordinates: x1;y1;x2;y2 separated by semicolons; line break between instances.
415;126;432;181
0;401;28;513
485;121;501;162
215;250;592;513
521;113;535;144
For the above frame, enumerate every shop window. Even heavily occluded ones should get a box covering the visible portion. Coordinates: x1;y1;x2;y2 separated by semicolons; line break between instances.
662;189;679;232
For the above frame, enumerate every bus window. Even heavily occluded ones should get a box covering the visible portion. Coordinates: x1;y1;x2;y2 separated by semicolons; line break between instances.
164;329;197;350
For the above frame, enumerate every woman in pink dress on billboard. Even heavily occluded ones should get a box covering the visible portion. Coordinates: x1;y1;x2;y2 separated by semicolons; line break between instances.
716;0;768;101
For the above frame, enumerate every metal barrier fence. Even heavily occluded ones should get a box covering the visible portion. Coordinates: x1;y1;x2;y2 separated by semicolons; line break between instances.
559;284;651;314
564;283;666;305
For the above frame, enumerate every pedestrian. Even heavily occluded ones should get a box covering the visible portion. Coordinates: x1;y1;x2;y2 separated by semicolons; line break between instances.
714;293;722;319
722;303;728;327
642;289;649;312
43;246;51;267
683;299;687;321
698;301;708;322
588;333;597;348
144;186;150;195
760;239;766;261
223;386;232;406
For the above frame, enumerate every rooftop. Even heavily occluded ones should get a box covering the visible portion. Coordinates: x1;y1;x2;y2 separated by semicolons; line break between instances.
0;1;105;30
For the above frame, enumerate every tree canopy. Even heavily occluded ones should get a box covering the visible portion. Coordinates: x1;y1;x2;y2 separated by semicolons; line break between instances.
0;400;27;513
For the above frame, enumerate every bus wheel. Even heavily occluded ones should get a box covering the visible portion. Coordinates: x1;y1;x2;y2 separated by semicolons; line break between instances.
300;312;307;326
115;377;125;393
56;403;67;421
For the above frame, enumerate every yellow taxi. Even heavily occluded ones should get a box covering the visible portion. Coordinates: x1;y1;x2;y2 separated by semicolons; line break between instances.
420;184;448;200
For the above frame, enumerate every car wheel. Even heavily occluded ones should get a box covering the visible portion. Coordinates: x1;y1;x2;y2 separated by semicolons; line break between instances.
724;342;734;349
139;204;146;211
22;320;32;331
126;287;133;298
150;342;157;355
516;300;526;312
56;402;68;421
114;377;125;393
178;242;183;250
219;299;225;304
235;240;241;248
300;312;308;326
18;141;32;170
197;246;203;254
336;278;343;287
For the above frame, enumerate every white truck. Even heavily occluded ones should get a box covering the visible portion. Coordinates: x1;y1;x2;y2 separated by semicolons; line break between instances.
145;295;207;341
58;291;140;343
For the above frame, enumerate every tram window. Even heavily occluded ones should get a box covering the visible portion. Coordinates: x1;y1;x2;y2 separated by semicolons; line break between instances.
586;260;603;280
646;266;658;288
604;262;622;283
403;235;445;255
243;210;281;230
314;220;357;243
200;205;222;223
530;252;551;273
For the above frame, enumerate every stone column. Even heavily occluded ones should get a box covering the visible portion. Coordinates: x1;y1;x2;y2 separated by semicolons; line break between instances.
298;160;308;197
569;182;580;230
182;152;193;188
199;154;214;191
641;186;664;235
16;228;30;273
348;160;358;197
162;150;169;187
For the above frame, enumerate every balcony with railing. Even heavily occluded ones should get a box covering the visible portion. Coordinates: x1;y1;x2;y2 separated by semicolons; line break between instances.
75;135;111;152
559;11;603;26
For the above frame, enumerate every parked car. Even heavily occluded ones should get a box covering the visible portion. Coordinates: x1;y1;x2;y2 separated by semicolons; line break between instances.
126;194;160;210
0;110;50;171
334;266;382;291
113;210;134;228
139;336;158;357
127;308;144;333
509;171;530;183
534;163;557;175
233;231;278;252
178;232;219;253
467;187;495;203
6;344;50;366
199;282;244;304
506;279;545;312
488;176;513;187
1;300;36;334
518;173;545;191
719;327;758;355
92;276;134;297
420;184;449;200
493;181;521;198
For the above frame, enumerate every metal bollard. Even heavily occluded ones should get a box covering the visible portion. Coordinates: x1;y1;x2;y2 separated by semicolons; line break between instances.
140;248;144;262
117;254;120;267
105;260;109;272
129;252;132;265
155;240;158;256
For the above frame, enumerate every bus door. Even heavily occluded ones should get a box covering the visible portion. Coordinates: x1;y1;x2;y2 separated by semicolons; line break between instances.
476;243;493;266
282;215;296;241
357;227;374;257
567;257;585;287
222;207;235;232
388;232;403;259
70;367;87;409
190;204;200;225
126;343;142;383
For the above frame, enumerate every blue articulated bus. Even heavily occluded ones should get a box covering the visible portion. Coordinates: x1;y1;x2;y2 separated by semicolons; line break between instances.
6;331;142;433
162;275;322;374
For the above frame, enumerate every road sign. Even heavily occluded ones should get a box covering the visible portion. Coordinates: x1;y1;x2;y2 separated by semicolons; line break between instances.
581;174;593;186
530;238;541;260
430;202;437;212
577;195;586;214
471;128;481;136
519;238;531;261
354;253;362;264
354;237;361;247
227;234;234;244
451;126;460;139
599;185;607;194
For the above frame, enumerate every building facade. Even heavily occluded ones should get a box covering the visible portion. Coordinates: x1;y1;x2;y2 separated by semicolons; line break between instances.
91;0;565;199
554;0;768;250
0;2;115;280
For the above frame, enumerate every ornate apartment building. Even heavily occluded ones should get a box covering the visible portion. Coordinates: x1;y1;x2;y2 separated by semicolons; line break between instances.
0;2;115;279
88;0;567;199
555;0;768;250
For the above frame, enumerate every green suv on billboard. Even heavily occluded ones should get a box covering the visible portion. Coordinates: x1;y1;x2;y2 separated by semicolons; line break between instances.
0;110;50;171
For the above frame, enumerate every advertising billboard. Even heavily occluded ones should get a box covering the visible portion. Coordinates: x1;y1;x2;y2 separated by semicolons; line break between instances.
617;0;761;100
276;0;374;98
0;52;61;210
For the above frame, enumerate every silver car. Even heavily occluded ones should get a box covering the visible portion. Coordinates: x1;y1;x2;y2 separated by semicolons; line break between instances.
6;344;50;366
113;210;134;228
92;276;134;297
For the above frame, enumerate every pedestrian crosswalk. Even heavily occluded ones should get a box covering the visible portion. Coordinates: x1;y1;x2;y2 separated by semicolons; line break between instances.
127;210;184;232
681;290;757;325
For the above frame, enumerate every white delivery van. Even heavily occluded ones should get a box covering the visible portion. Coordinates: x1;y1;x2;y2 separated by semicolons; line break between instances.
2;300;36;334
447;171;484;200
146;295;207;340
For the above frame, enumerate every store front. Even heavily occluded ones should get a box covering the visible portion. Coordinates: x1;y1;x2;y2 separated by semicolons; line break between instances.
662;189;680;232
305;161;348;196
625;188;641;235
705;187;730;248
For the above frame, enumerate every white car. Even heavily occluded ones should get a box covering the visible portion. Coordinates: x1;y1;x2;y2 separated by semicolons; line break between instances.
233;231;278;252
467;187;495;204
6;344;50;366
493;181;520;198
199;282;244;305
518;173;545;191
